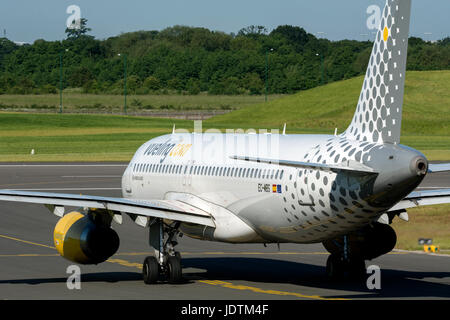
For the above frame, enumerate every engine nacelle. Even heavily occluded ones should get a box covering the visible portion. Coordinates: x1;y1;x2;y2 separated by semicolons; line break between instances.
53;211;120;264
322;223;397;261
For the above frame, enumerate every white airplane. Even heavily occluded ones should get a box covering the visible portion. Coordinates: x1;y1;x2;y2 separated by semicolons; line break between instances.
1;0;449;284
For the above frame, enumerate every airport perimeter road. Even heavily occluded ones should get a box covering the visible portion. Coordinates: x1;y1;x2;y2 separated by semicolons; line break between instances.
0;163;449;300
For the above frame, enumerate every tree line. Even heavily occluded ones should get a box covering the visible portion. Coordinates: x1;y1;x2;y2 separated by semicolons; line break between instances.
0;22;448;95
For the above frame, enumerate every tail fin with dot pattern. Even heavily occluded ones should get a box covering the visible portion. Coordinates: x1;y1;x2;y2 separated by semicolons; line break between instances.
343;0;412;145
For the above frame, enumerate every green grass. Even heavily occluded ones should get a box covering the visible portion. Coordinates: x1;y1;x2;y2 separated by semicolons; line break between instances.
207;70;450;159
0;93;285;112
209;70;450;134
0;70;448;162
392;204;450;251
0;113;192;161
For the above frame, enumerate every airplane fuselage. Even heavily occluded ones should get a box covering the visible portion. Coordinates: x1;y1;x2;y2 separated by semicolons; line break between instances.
122;132;427;244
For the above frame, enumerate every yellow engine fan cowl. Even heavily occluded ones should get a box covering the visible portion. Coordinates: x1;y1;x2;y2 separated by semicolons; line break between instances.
53;211;119;265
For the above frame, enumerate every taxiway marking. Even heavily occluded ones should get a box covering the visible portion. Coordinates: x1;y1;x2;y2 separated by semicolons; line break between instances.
61;175;122;178
0;234;348;300
0;165;127;167
0;234;55;249
0;179;119;189
197;280;349;301
9;188;122;191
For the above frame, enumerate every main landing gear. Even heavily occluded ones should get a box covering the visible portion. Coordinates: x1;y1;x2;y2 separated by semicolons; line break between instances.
143;219;183;284
324;235;366;280
323;223;397;280
325;255;366;280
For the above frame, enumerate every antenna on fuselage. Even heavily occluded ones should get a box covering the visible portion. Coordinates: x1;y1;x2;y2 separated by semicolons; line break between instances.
282;123;286;135
334;128;337;136
172;124;176;134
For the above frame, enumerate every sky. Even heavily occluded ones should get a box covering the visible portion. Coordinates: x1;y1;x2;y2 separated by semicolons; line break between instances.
1;0;449;44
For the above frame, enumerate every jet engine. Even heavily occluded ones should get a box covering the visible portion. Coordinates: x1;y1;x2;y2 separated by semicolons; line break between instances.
53;211;120;264
322;222;397;261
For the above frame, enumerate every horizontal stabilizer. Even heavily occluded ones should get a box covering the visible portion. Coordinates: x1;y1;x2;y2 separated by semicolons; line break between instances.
389;188;450;211
231;156;377;175
428;163;450;173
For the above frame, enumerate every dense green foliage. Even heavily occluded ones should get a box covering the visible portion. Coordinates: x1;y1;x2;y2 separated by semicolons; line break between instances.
0;23;448;95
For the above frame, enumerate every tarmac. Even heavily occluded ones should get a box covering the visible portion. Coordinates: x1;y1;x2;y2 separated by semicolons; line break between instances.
0;163;448;300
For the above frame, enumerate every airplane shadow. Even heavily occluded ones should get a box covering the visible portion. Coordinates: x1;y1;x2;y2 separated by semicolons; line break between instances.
0;272;142;285
180;257;450;299
1;257;448;299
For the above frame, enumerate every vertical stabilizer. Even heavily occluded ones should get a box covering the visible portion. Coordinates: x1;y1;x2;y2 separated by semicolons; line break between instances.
343;0;412;144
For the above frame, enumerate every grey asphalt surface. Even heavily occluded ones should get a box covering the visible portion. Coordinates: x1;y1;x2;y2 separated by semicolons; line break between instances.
0;163;449;300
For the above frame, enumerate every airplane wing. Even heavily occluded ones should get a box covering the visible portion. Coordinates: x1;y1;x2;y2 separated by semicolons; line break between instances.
0;190;215;227
231;156;377;175
428;163;450;173
388;189;450;211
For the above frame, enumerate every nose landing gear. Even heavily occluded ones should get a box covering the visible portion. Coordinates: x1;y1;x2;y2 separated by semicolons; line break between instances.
143;219;183;284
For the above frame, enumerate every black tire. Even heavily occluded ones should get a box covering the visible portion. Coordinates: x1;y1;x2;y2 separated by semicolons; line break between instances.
174;251;181;262
167;255;182;284
326;255;344;280
143;256;159;284
348;258;366;279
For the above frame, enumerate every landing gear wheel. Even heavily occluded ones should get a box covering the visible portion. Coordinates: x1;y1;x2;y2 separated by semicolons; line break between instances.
174;251;181;262
143;256;159;284
348;259;366;279
167;255;182;284
326;255;343;279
